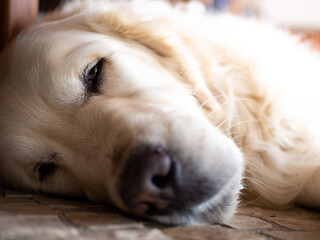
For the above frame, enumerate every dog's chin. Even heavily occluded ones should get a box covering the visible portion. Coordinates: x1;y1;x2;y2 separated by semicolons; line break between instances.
149;171;242;225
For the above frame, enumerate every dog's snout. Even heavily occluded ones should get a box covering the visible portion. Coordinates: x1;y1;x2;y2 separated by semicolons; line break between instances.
119;147;178;216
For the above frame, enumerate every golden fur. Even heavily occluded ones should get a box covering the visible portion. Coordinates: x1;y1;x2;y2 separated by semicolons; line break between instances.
0;0;320;224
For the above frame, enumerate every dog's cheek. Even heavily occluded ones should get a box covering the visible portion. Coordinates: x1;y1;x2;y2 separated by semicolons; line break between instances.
0;160;34;191
40;169;85;197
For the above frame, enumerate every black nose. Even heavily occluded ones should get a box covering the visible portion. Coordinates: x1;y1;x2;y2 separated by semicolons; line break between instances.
119;146;178;216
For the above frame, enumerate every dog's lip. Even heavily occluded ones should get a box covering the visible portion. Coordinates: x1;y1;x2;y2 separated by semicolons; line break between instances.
127;196;177;216
130;203;149;215
149;174;242;225
147;152;243;224
194;166;243;222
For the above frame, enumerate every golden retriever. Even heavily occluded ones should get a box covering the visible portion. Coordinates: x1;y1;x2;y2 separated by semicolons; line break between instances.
0;0;319;225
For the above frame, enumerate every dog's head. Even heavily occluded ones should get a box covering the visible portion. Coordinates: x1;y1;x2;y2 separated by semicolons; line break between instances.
0;1;243;224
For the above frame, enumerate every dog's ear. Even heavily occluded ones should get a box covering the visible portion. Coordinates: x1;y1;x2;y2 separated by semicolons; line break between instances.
40;1;93;23
0;0;38;51
86;9;223;116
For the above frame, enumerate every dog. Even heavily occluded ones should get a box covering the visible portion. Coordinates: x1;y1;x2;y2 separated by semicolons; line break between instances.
0;0;320;225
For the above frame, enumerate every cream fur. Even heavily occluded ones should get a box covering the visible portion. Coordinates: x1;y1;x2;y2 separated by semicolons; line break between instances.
0;0;319;225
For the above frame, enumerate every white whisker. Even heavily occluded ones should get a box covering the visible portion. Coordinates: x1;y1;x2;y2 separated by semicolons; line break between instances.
215;115;241;130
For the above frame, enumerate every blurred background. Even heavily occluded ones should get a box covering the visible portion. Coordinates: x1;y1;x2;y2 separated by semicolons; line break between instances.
39;0;320;46
39;0;320;32
197;0;320;32
185;0;320;46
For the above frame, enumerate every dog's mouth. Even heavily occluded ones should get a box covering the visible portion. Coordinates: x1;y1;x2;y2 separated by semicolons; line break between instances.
152;173;242;225
118;143;243;225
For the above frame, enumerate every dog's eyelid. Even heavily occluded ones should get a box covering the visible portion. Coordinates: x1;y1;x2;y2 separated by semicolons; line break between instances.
34;162;57;181
47;152;60;161
32;152;61;181
82;57;106;96
83;59;99;76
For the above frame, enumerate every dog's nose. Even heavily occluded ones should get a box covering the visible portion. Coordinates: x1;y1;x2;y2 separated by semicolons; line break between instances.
119;147;178;216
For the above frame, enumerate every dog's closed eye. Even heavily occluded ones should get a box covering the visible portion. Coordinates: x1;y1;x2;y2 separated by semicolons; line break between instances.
33;152;60;181
83;58;106;94
34;162;57;181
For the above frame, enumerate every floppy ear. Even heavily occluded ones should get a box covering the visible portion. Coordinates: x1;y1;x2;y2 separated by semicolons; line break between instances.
0;0;38;51
86;9;224;116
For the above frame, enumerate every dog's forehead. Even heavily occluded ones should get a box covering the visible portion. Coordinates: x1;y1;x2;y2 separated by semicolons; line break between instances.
14;20;98;70
11;15;146;80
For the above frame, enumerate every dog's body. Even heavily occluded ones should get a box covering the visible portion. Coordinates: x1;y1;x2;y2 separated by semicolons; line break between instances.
0;0;320;225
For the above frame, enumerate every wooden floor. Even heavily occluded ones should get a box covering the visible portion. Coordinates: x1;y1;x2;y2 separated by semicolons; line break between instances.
1;189;320;240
